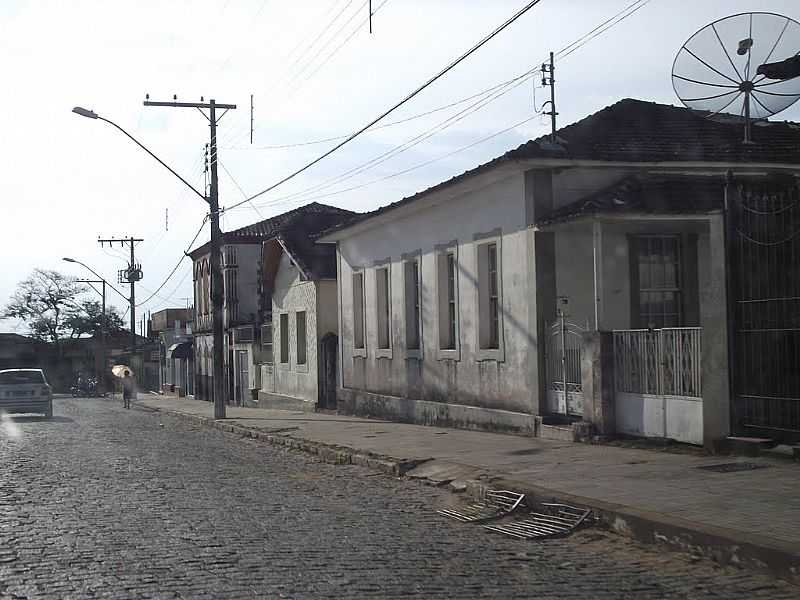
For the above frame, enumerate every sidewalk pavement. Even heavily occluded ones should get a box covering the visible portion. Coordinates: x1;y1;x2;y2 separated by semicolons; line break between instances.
137;395;800;582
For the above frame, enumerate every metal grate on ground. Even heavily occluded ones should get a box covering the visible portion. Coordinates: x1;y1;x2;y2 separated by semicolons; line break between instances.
482;503;592;540
437;490;525;523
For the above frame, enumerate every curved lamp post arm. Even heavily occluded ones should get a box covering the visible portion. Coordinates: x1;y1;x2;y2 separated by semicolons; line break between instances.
62;258;128;302
72;107;207;203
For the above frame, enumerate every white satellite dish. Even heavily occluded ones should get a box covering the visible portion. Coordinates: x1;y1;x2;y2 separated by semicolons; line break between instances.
672;12;800;142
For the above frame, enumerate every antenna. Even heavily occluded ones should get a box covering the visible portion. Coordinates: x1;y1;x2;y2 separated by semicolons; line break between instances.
672;12;800;143
250;94;254;145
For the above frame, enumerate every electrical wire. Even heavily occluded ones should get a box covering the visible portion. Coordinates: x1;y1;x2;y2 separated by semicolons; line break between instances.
249;69;536;211
220;160;263;218
135;216;209;308
252;114;539;211
224;68;532;151
223;0;545;213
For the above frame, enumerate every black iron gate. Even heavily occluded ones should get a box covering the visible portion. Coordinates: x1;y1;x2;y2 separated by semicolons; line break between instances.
730;178;800;441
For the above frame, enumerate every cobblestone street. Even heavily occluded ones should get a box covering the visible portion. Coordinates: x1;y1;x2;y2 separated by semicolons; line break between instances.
1;398;797;599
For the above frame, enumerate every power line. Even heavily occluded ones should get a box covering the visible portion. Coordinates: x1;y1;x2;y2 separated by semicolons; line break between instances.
135;217;209;308
225;0;655;214
290;0;391;95
284;0;357;87
248;69;537;211
224;0;545;213
224;65;528;151
220;160;263;218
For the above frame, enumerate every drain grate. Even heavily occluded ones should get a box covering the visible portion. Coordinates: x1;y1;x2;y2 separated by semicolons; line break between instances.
696;462;770;473
438;490;525;523
483;503;591;540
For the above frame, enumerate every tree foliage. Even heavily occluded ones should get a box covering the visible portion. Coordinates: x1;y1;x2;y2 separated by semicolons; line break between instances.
2;270;86;348
63;300;126;338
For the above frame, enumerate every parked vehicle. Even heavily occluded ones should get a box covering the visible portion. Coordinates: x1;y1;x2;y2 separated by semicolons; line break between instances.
0;368;53;418
70;375;100;397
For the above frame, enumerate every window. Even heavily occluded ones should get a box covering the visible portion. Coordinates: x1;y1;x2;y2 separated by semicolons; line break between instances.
296;311;307;365
478;242;500;350
376;267;391;350
352;272;365;350
279;313;289;363
437;248;458;352
404;259;421;351
632;235;682;328
261;315;273;364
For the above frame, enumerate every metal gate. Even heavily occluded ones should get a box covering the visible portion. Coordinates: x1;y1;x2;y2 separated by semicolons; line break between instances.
545;316;585;416
730;180;800;441
613;328;703;444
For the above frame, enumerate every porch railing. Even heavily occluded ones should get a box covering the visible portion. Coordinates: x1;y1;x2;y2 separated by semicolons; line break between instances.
613;328;702;398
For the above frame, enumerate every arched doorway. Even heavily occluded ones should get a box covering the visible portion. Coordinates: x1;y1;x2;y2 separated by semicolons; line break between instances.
319;333;338;410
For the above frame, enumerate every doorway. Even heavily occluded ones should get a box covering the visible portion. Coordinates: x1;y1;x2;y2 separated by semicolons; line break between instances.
319;333;338;410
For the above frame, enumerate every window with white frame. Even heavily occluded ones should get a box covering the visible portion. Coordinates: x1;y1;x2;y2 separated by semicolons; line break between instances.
437;247;458;351
279;313;289;363
477;241;501;350
376;266;391;350
352;272;365;350
296;311;307;365
404;258;421;351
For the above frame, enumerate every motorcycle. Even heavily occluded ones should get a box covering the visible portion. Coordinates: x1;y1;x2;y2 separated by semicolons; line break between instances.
70;377;100;397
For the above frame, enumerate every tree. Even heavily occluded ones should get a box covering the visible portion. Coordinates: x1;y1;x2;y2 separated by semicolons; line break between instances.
63;300;126;339
2;269;86;352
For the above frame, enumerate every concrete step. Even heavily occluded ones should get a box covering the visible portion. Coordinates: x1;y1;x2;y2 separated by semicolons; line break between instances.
724;436;775;457
538;423;576;442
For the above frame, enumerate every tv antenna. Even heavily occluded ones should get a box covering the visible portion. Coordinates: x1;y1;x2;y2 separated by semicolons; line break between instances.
671;12;800;143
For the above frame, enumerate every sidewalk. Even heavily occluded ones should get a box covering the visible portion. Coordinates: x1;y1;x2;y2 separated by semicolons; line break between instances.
138;395;800;581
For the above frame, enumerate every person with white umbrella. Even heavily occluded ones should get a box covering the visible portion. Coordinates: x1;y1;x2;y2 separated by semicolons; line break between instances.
112;365;136;409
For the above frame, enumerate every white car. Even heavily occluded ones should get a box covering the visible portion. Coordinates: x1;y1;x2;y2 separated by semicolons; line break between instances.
0;368;53;418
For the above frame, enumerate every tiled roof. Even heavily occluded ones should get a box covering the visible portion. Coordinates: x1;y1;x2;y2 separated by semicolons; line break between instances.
190;202;356;257
509;98;800;164
536;174;726;227
319;98;800;238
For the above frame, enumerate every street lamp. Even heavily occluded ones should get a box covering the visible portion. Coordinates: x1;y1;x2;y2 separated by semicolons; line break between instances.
62;257;126;395
71;105;227;419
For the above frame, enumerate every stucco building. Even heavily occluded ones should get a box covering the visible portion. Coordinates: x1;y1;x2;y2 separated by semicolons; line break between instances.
320;98;800;447
191;203;354;407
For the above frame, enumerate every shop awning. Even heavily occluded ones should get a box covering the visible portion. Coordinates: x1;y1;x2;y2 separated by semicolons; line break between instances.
167;342;193;360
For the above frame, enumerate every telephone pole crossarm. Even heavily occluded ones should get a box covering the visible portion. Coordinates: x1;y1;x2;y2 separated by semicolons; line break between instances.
144;97;236;419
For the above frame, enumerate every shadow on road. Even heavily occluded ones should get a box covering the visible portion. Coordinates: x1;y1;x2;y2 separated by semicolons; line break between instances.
5;415;75;424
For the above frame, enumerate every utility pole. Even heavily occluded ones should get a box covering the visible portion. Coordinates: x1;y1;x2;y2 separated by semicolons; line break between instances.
541;51;558;144
98;236;143;354
144;96;236;420
77;279;106;393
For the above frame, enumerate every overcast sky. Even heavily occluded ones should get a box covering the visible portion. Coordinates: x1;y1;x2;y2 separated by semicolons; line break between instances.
1;0;798;333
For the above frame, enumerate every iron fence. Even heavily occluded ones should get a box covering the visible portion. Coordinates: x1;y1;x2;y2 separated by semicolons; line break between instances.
613;328;702;398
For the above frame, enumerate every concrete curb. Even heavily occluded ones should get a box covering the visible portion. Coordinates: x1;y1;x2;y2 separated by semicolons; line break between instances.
142;402;800;585
464;476;800;585
144;403;430;477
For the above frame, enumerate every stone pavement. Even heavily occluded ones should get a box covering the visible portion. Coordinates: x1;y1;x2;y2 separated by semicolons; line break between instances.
6;398;799;599
138;395;800;581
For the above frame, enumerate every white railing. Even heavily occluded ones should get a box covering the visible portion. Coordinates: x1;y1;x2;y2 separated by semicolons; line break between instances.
613;328;702;398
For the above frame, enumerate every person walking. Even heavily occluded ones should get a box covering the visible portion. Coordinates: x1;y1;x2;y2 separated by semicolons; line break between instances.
121;371;135;409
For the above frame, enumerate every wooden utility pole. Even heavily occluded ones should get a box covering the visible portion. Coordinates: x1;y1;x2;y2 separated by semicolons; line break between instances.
144;97;236;419
98;236;143;353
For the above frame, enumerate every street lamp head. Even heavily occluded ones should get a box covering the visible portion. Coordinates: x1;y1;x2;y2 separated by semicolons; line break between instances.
62;257;76;263
72;106;98;119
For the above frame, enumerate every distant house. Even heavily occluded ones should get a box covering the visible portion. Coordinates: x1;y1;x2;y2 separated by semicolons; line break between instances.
319;98;800;447
150;308;194;397
191;202;355;407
